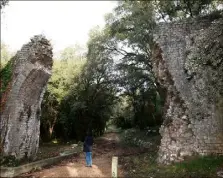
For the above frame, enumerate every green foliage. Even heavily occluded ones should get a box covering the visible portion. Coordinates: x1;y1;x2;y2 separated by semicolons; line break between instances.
40;0;220;141
120;133;223;178
104;1;162;129
0;60;13;97
0;155;19;167
59;30;118;141
60;44;85;62
153;0;220;21
1;43;12;68
111;96;134;128
0;44;14;97
105;1;156;54
102;0;219;130
120;129;223;178
174;155;223;175
40;45;86;142
123;154;223;178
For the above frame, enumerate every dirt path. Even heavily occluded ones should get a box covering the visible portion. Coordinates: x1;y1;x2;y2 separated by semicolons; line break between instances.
20;132;145;178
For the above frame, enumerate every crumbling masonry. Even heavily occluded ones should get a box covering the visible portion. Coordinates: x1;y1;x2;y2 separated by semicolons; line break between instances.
153;14;223;164
0;35;53;160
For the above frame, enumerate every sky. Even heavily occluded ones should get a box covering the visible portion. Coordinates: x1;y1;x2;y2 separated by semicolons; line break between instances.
1;1;117;56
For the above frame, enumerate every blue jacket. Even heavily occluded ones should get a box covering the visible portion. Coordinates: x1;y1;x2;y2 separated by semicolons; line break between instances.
83;136;93;152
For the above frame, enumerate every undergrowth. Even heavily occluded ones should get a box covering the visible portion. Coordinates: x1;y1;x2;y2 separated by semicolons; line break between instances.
121;152;223;178
119;128;223;178
0;60;13;97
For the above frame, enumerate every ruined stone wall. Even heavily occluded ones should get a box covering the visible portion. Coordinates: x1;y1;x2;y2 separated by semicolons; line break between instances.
0;35;53;160
152;14;223;164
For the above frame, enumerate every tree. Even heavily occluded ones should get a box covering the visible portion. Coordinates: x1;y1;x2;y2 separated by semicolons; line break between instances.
105;1;156;57
59;28;118;141
111;95;134;129
60;44;86;62
1;43;12;68
101;0;220;129
40;0;221;141
40;47;86;142
153;0;220;21
103;1;161;129
0;0;8;10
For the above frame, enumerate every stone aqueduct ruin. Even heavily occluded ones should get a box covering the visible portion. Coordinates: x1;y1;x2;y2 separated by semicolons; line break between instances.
153;14;223;164
0;14;223;163
0;35;53;160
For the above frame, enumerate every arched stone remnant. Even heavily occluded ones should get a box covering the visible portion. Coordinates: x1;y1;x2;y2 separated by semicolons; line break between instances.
152;14;223;164
0;35;53;160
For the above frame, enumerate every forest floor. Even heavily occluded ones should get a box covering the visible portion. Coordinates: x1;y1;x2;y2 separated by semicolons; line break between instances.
19;130;223;178
19;132;147;177
36;143;78;161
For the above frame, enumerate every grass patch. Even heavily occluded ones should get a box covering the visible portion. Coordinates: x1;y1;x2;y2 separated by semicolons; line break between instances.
119;128;223;178
175;155;223;173
121;153;223;178
165;155;223;178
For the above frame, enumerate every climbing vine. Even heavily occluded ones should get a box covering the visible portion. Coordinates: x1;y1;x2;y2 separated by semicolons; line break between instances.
0;60;13;93
0;60;13;107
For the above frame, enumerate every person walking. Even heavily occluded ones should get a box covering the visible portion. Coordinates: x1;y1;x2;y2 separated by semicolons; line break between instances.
83;131;93;167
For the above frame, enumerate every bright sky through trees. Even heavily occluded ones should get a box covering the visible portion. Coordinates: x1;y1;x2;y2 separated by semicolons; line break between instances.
1;1;117;55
